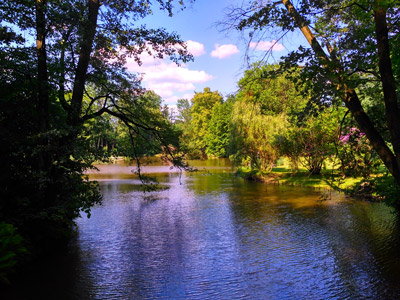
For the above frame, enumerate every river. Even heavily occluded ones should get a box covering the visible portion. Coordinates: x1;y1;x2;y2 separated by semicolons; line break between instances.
9;159;400;299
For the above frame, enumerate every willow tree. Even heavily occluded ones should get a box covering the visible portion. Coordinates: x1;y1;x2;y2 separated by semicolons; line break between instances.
231;63;305;171
231;99;287;171
0;0;192;259
236;63;307;117
228;1;400;191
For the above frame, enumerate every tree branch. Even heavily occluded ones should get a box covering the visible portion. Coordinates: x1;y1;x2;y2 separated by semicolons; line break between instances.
81;105;109;122
281;0;400;183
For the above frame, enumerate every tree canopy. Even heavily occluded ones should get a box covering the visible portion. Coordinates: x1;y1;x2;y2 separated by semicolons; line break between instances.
228;0;400;192
236;63;306;117
185;87;223;158
0;0;193;269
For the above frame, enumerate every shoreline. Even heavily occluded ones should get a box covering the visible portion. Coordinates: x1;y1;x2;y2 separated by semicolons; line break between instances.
235;168;384;202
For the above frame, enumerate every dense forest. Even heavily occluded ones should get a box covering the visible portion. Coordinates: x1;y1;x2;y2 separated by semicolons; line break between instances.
1;0;399;284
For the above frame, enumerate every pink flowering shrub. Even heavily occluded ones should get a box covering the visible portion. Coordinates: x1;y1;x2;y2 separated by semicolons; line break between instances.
339;127;365;144
338;127;379;177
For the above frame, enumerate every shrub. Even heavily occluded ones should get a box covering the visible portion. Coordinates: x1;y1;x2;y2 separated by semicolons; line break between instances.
0;223;27;284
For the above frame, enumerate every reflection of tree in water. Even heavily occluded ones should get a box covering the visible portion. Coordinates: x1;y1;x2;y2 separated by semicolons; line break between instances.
315;202;400;298
10;170;400;299
187;173;236;196
226;181;400;298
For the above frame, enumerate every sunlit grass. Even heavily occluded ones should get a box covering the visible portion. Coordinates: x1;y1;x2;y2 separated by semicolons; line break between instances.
237;157;365;191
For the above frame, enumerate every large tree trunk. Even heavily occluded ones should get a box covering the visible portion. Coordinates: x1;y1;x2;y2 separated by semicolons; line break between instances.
374;4;400;177
281;0;400;186
35;0;49;133
344;88;400;183
35;0;49;170
68;0;100;126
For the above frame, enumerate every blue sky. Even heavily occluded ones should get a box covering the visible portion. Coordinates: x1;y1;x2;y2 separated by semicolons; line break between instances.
125;0;308;106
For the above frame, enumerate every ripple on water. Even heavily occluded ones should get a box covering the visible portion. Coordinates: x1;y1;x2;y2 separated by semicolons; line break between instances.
23;170;400;300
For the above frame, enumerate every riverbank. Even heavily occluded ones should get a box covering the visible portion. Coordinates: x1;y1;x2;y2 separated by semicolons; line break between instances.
234;166;396;204
236;162;400;207
236;166;360;189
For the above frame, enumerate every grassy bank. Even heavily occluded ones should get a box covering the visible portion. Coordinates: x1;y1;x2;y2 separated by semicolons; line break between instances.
235;159;400;207
236;166;361;191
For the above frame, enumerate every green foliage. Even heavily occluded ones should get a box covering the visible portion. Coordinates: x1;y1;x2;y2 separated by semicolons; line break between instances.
0;76;102;246
230;63;307;172
205;96;234;157
337;127;381;178
0;223;27;284
175;98;191;125
82;113;118;158
278;109;338;175
236;63;307;118
229;0;400;200
351;175;400;208
111;91;172;158
0;0;192;273
183;88;223;158
230;100;287;171
175;91;233;159
371;176;400;208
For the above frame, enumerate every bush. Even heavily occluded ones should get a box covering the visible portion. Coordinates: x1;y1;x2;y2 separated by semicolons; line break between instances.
350;175;400;208
278;110;337;175
0;223;27;284
337;127;381;178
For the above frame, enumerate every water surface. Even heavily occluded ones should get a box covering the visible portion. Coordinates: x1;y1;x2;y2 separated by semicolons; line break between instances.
12;160;400;299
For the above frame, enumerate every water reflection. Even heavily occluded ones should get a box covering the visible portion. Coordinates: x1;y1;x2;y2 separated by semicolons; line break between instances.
10;160;400;299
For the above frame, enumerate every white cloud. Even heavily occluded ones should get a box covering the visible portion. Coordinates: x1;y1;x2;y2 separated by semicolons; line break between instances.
125;43;212;101
210;44;239;59
144;65;211;84
249;40;284;51
185;40;206;57
173;40;206;57
146;82;196;98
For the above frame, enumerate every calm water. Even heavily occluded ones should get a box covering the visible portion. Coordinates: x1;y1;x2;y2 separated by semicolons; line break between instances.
10;160;400;299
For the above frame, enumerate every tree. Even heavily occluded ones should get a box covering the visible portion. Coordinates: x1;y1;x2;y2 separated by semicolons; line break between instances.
229;0;400;192
113;90;175;158
236;63;306;117
185;87;223;158
205;96;234;158
337;126;381;178
175;98;192;125
278;109;338;175
230;62;309;171
0;0;192;265
231;99;287;171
